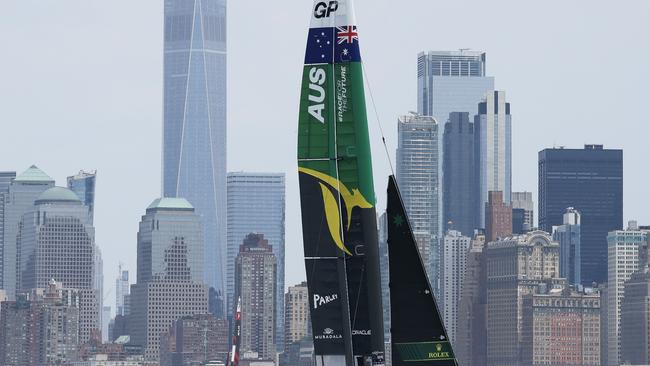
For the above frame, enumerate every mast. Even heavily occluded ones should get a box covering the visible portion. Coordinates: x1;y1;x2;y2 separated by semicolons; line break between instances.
387;176;458;365
298;1;385;365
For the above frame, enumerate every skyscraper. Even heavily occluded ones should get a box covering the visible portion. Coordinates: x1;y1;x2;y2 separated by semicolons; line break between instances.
160;314;229;366
539;145;623;286
443;112;476;237
136;198;204;284
130;198;209;360
115;267;130;316
0;171;16;291
2;166;54;299
553;207;582;285
606;222;647;366
396;114;440;293
417;50;494;121
16;186;99;343
226;172;285;349
378;212;391;347
163;0;228;302
475;91;512;227
67;170;96;224
620;265;650;365
441;229;471;345
235;233;276;360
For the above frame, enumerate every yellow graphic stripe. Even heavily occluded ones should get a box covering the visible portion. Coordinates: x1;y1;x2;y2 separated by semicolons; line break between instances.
298;167;373;229
319;183;353;256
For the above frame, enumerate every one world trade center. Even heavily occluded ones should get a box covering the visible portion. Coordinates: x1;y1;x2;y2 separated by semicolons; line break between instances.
163;0;227;313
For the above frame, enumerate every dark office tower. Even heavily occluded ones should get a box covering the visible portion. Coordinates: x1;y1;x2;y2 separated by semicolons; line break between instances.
163;0;227;300
485;191;512;243
539;145;623;286
443;112;476;237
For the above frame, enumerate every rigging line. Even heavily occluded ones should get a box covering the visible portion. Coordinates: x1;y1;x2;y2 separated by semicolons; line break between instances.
361;61;395;177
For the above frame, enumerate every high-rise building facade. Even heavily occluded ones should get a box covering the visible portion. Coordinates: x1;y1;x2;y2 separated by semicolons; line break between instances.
2;166;54;299
226;172;285;349
0;281;81;365
67;170;96;224
235;233;276;360
522;288;601;366
396;114;440;293
136;198;204;284
0;171;16;293
539;145;623;286
606;222;647;366
115;267;130;316
553;207;582;285
441;230;470;345
417;50;494;123
443;112;476;237
284;282;310;348
485;191;512;243
163;0;228;301
475;91;512;227
16;186;99;343
378;212;391;346
130;198;209;360
620;266;650;365
511;192;534;231
456;234;486;366
486;231;560;366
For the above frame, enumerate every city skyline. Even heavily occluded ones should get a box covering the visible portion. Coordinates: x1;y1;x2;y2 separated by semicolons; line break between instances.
1;0;649;315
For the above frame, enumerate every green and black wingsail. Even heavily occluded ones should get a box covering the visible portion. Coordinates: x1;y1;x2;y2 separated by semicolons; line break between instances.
387;176;458;366
297;0;385;365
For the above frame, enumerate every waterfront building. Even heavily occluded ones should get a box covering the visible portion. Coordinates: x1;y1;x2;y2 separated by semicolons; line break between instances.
160;314;229;366
284;282;310;348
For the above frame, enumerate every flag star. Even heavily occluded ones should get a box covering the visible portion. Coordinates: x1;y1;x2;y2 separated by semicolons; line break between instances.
321;54;325;58
327;41;330;45
321;32;325;36
316;39;320;43
343;49;349;56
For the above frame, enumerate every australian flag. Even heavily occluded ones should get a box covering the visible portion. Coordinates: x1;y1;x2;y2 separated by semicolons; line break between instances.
305;26;361;65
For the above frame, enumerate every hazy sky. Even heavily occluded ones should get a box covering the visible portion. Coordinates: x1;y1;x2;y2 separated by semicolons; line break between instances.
1;0;649;311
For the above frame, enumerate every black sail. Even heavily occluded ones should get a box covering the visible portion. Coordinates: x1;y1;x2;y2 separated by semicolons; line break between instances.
387;176;458;366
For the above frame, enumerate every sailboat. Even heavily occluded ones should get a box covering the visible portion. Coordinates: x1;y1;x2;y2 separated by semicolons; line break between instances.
297;1;458;365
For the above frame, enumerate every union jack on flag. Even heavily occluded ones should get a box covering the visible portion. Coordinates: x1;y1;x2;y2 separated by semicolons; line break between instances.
337;26;358;44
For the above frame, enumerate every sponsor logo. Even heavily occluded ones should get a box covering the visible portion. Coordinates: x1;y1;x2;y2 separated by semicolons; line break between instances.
308;67;326;124
298;167;373;256
314;1;339;19
313;293;338;309
352;329;371;336
315;327;343;340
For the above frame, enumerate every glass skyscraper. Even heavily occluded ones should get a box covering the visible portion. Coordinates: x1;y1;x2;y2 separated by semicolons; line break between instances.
396;114;440;294
226;172;285;350
67;170;96;224
539;145;623;286
0;171;16;290
474;90;512;227
163;0;227;301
